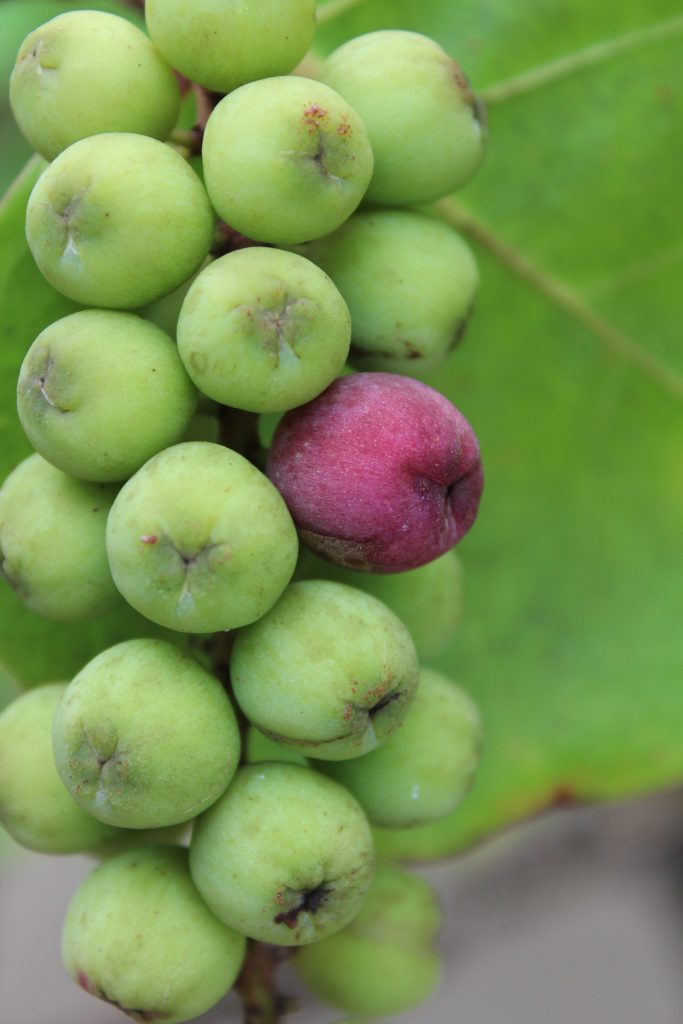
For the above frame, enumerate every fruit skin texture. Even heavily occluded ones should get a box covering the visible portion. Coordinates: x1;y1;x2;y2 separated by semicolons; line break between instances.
177;248;351;413
202;77;374;245
298;208;479;377
10;10;179;161
62;846;246;1024
294;864;441;1017
106;442;298;634
299;548;464;661
17;310;197;482
321;30;486;205
26;133;214;309
52;639;240;829
245;726;309;767
231;580;419;761
317;668;483;828
0;454;120;621
190;762;374;946
145;0;316;94
0;683;118;853
267;373;484;572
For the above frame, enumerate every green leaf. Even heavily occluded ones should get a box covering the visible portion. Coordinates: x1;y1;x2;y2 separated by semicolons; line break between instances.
0;159;190;688
317;1;683;857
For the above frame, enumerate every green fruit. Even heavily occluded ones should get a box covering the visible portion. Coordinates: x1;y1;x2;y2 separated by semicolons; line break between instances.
190;763;374;946
106;442;298;633
52;639;240;829
295;864;441;1017
299;208;479;377
177;248;351;412
10;11;180;161
318;668;482;828
245;726;309;767
202;77;374;245
0;454;120;621
145;0;316;93
62;846;246;1024
17;310;197;482
140;257;212;341
26;133;214;309
321;30;486;205
231;580;419;761
0;683;118;853
299;548;464;661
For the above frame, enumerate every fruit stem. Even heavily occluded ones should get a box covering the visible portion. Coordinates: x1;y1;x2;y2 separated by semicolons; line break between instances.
236;941;294;1024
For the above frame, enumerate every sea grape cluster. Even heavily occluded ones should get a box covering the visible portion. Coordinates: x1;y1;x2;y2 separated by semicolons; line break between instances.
0;4;489;1022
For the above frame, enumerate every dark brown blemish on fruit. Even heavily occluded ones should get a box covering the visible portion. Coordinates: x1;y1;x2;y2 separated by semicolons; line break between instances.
551;783;576;807
449;303;475;352
369;690;401;717
302;104;328;132
337;116;352;137
76;972;166;1021
274;884;331;928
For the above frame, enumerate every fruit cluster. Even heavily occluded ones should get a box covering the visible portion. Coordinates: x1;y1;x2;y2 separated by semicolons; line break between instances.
0;4;488;1021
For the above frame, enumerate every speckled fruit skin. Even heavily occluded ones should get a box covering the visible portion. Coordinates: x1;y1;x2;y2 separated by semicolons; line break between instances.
26;133;214;309
202;77;373;245
17;310;197;482
190;763;374;946
52;639;240;829
10;11;179;161
145;0;316;94
231;580;419;761
62;847;246;1024
298;548;464;661
0;454;120;621
317;668;482;828
0;684;118;853
267;373;483;572
294;864;442;1017
106;442;298;634
177;248;351;412
298;208;479;377
321;29;486;205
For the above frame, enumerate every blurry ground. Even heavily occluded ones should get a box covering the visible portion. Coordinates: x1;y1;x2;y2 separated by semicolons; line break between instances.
2;792;683;1024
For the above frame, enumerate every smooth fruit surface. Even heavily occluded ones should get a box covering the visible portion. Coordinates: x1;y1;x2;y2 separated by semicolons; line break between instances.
267;373;484;572
231;580;419;760
106;442;298;633
295;864;441;1016
17;310;197;482
26;133;214;308
10;10;179;161
321;30;485;204
202;77;373;245
62;846;246;1024
177;247;351;412
52;639;240;829
0;683;118;853
299;208;479;376
318;668;483;827
145;0;316;93
0;454;120;621
190;763;374;945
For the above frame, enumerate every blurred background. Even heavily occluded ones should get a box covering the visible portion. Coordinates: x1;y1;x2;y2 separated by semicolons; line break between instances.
2;0;682;1021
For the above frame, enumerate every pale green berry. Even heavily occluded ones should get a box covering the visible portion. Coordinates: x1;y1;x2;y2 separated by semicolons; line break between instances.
145;0;316;94
295;864;441;1017
318;668;482;828
202;77;373;245
10;11;179;161
17;311;197;482
26;133;214;309
0;683;118;853
231;580;419;761
140;257;212;340
52;639;240;829
177;248;351;412
245;726;309;767
299;208;479;377
106;442;298;633
321;30;486;204
62;847;246;1024
0;454;120;621
190;763;374;946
